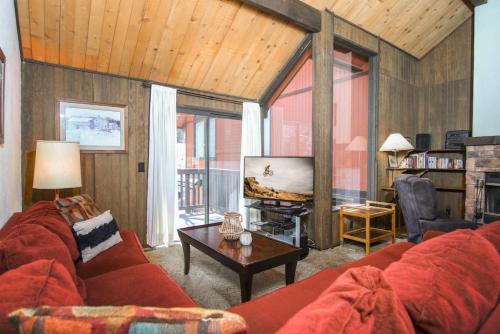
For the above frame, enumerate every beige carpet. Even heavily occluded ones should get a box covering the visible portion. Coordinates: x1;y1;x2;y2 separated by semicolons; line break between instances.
146;239;398;309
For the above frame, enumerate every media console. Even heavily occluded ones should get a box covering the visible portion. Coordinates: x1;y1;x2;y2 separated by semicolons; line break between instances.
244;201;310;259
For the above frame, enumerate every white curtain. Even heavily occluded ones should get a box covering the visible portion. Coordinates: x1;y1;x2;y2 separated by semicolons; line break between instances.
147;85;177;247
239;102;262;221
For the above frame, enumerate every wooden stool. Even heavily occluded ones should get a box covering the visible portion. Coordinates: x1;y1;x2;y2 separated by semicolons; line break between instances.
340;201;396;255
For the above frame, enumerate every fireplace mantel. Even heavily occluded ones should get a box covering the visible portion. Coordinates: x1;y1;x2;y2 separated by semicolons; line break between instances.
465;136;500;146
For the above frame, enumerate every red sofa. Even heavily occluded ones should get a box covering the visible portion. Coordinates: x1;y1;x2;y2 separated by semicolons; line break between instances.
0;202;196;333
1;202;499;334
229;227;500;334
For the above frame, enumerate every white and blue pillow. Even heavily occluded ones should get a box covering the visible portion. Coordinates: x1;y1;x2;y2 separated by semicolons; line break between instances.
72;210;122;263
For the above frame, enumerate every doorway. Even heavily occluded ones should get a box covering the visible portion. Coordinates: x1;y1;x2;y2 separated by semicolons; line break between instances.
175;110;242;232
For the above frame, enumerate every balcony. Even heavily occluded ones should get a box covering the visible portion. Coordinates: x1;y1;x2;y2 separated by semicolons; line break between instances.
177;168;240;229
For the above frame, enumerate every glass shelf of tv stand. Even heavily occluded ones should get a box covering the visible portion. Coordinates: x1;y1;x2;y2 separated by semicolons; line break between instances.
245;202;306;248
249;227;296;246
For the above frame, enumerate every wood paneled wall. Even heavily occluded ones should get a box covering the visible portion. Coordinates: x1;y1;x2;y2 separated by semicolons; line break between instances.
21;62;242;246
377;41;419;201
22;63;150;244
415;19;472;218
333;15;378;54
417;19;472;147
377;18;472;219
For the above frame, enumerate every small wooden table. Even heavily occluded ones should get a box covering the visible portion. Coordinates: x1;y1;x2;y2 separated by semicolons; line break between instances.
340;201;396;255
178;223;301;303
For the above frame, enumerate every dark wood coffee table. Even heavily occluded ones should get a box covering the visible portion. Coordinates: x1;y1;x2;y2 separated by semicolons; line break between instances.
178;222;301;303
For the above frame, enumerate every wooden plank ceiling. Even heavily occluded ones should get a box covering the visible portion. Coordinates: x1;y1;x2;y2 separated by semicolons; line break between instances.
16;0;306;100
16;0;471;101
305;0;472;58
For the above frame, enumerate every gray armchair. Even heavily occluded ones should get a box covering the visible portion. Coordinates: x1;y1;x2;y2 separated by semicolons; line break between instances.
394;174;477;243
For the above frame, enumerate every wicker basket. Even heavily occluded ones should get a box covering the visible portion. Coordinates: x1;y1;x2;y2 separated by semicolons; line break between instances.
219;212;244;240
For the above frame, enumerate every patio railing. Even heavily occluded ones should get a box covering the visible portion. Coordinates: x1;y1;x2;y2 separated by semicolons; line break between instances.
178;168;240;213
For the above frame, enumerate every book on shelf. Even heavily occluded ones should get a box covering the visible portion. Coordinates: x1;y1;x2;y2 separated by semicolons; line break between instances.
398;152;463;170
428;156;437;168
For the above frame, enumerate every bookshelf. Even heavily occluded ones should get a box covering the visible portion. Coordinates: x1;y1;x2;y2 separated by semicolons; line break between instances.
383;148;466;192
387;168;465;172
412;148;465;154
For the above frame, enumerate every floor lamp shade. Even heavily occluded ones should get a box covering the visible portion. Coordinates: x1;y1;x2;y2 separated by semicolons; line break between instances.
33;141;82;189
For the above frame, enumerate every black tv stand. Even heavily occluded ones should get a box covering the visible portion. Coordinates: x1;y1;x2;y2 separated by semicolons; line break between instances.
244;201;310;259
260;200;295;207
248;201;309;216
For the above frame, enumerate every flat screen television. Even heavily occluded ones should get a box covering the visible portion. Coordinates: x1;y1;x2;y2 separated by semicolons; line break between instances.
244;157;314;202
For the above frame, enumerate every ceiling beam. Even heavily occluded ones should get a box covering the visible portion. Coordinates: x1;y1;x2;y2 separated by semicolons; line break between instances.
240;0;321;32
461;0;487;10
469;0;488;6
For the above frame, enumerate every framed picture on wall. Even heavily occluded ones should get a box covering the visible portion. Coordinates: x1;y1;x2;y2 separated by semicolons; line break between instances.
56;99;128;153
0;48;5;145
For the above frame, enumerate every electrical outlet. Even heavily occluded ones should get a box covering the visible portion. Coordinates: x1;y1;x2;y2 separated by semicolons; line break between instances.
138;162;145;172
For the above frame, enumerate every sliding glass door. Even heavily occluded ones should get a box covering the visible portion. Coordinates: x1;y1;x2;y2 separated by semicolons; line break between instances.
176;113;206;227
176;111;241;231
208;117;242;219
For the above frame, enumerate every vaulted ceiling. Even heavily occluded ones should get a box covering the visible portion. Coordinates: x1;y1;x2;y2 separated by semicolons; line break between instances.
305;0;472;58
16;0;471;100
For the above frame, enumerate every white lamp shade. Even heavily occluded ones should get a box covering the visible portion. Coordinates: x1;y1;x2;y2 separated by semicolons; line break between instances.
379;133;414;152
33;141;82;189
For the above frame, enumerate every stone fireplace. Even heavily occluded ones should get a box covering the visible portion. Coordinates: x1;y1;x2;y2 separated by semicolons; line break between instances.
465;136;500;222
484;172;500;222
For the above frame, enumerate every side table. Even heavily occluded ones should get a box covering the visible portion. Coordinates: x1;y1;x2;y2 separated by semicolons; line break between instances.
340;201;396;255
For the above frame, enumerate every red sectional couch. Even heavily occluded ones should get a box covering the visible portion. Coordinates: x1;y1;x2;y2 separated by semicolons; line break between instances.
0;202;195;333
1;201;499;334
228;242;416;333
230;226;500;334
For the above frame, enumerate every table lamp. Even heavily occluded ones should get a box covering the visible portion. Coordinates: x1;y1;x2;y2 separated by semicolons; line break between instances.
379;133;414;167
33;140;82;200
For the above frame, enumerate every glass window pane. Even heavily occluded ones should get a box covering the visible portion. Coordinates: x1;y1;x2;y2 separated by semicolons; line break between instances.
209;118;216;159
265;59;313;157
264;46;371;207
177;114;207;230
195;118;205;159
209;117;242;218
332;45;370;204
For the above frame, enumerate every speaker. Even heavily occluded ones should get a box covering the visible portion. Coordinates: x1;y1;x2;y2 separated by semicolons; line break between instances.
416;133;431;151
445;130;471;149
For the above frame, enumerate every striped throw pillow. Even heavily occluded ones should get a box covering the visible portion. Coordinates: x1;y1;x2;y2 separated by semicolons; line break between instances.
72;211;122;263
